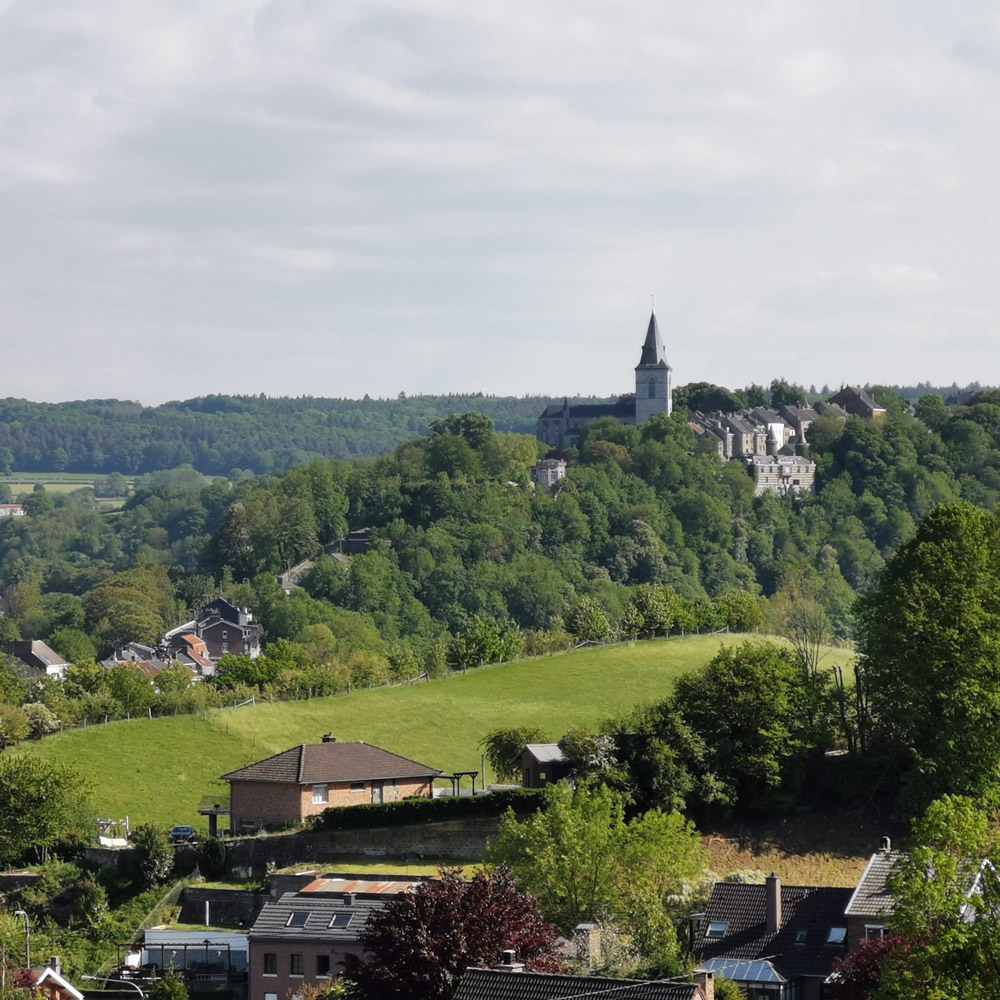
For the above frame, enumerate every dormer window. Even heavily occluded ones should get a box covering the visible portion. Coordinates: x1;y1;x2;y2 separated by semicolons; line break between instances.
826;927;847;945
706;921;728;939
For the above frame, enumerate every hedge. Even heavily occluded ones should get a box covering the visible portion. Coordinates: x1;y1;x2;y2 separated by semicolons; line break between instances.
313;787;545;831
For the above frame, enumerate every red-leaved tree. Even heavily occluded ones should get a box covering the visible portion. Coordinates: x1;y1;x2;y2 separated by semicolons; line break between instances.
354;866;565;1000
826;935;910;999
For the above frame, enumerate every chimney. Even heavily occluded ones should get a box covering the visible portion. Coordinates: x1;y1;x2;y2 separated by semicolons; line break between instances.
693;969;714;1000
343;892;355;906
765;873;781;934
574;923;602;972
49;958;60;976
322;734;336;743
493;950;525;973
880;835;891;853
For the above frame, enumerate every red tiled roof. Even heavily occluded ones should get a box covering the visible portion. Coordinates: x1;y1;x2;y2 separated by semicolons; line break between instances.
222;742;441;784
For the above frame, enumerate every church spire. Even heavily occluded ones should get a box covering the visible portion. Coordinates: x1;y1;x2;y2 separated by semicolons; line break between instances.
637;310;668;369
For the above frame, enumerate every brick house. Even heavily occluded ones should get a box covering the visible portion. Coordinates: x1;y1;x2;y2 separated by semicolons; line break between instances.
221;737;441;832
248;890;385;1000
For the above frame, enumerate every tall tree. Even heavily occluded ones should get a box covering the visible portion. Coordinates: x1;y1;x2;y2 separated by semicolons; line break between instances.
0;755;92;864
856;503;1000;813
485;784;705;973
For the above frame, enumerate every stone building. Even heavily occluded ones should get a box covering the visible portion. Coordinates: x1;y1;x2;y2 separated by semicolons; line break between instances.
537;310;672;448
746;455;817;496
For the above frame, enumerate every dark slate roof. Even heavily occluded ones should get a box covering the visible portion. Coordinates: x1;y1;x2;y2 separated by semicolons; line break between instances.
454;969;699;1000
844;850;903;918
693;882;853;980
827;386;885;412
539;400;636;420
221;741;441;784
637;311;669;369
249;892;384;942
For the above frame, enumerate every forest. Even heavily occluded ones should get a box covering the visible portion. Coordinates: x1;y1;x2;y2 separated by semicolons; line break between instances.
0;382;978;476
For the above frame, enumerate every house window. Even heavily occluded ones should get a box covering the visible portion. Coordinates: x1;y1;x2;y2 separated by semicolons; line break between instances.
286;912;310;927
290;954;304;976
316;955;331;978
329;913;354;929
222;630;228;639
350;782;365;792
312;784;329;804
648;379;656;399
222;643;228;653
265;994;278;1000
826;927;847;945
263;954;277;975
866;925;887;940
794;928;807;944
706;921;728;939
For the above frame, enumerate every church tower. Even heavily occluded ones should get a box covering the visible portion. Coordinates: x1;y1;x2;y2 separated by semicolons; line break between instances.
634;309;672;424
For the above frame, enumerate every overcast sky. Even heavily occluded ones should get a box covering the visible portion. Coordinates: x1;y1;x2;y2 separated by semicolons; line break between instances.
1;0;999;405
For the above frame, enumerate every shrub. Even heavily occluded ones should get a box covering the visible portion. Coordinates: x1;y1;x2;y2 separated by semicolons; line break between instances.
314;788;544;831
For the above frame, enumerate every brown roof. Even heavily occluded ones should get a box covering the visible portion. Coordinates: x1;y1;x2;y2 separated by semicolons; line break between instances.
221;741;441;785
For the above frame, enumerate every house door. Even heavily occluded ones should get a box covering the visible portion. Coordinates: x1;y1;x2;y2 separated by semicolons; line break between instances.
371;780;384;804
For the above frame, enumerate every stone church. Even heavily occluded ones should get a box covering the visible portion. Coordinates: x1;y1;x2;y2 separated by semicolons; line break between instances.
536;310;672;449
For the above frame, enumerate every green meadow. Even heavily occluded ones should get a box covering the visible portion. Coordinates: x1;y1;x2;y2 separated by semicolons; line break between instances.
16;635;854;829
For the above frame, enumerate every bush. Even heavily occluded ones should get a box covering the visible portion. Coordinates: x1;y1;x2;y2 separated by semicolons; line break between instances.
200;837;227;879
131;823;173;889
314;788;544;831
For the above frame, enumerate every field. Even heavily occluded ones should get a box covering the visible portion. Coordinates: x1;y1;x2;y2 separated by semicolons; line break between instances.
17;635;854;829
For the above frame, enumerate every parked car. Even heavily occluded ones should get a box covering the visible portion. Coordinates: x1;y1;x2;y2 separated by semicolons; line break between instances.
168;825;197;845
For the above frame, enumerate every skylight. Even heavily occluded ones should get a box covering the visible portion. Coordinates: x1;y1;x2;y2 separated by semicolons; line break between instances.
706;921;728;939
286;912;310;927
794;928;808;944
329;913;354;929
826;927;847;944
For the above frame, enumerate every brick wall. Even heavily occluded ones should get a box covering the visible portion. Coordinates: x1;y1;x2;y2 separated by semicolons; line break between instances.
250;938;365;1000
233;778;435;830
231;781;309;831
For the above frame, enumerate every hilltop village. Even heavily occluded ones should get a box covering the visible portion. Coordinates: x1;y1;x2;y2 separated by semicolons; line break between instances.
536;310;886;497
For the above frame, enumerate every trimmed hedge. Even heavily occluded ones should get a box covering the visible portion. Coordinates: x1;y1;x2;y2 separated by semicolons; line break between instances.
314;788;545;831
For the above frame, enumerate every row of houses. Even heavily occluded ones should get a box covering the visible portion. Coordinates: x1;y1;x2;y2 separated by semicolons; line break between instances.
103;838;903;1000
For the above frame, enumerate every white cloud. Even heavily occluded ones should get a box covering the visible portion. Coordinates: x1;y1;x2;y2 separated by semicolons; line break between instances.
0;0;998;402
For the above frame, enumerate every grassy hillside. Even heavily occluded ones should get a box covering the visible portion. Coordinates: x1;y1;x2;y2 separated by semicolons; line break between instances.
16;635;854;829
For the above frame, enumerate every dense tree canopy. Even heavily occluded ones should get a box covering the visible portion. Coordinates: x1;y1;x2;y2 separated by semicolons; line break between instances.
857;503;1000;813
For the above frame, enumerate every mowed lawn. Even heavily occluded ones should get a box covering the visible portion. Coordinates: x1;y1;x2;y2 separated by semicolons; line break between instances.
16;635;854;830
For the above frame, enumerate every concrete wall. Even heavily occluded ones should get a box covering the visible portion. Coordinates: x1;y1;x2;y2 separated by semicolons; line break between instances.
222;817;501;878
179;887;269;929
84;846;137;875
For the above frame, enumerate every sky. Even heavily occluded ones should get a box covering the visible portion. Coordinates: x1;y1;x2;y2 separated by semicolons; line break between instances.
2;0;999;405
